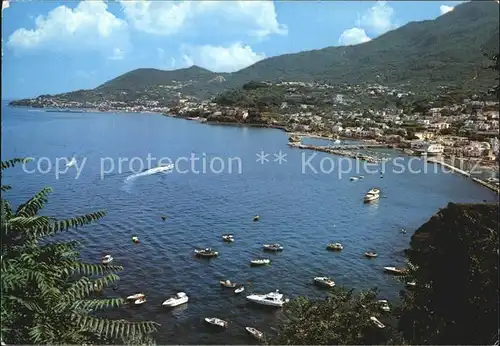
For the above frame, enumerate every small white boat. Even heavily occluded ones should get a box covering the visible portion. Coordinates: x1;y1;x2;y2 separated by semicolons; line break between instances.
250;259;271;266
263;244;283;252
126;293;145;300
194;248;218;258
234;287;245;294
66;157;77;167
162;292;188;307
313;276;335;288
134;297;147;305
365;251;378;258
327;243;343;251
350;176;359;181
222;234;234;242
205;317;228;328
253;215;260;221
378;299;390;312
383;266;407;275
245;326;264;340
364;192;380;203
220;280;236;288
101;255;113;264
370;316;385;328
246;290;289;307
368;188;381;194
406;281;417;288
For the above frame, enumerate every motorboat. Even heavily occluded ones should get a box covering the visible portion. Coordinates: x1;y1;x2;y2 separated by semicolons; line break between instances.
367;188;381;195
378;299;390;312
234;287;245;294
245;327;264;340
313;276;335;288
383;266;407;275
364;191;380;203
365;251;378;258
246;290;289;307
101;255;113;264
134;297;147;305
263;244;283;252
327;243;343;251
205;317;228;328
66;157;77;167
253;215;260;221
405;281;417;288
250;259;271;266
350;176;359;181
222;234;234;242
126;293;145;300
162;292;188;307
370;316;385;328
220;280;236;288
194;248;218;258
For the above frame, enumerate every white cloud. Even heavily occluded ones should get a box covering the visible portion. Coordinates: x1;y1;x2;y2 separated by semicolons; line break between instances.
361;0;397;35
7;0;129;58
2;1;9;13
338;1;397;46
109;48;125;60
120;0;287;37
180;42;265;72
440;5;454;14
338;27;371;46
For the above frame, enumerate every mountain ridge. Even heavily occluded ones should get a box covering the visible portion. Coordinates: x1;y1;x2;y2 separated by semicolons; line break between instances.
9;1;500;106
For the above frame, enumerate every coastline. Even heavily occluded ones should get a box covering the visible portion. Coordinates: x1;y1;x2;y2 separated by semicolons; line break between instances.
426;157;499;194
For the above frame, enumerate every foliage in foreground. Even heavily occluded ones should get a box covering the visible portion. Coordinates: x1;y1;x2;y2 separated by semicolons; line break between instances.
398;202;499;345
270;287;404;345
1;158;159;344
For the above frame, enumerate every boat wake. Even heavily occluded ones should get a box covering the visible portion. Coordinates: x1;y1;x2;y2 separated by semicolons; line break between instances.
124;164;174;182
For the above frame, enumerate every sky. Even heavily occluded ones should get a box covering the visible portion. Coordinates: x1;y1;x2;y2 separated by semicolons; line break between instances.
1;0;465;99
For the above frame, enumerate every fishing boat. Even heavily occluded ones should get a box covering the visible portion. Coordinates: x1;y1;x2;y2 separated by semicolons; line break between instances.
134;297;147;305
205;317;228;328
246;290;289;307
365;251;378;258
245;327;264;340
313;276;335;288
234;287;245;294
162;292;188;307
126;293;145;300
327;243;343;251
194;248;218;258
263;244;283;252
250;259;271;266
222;234;234;242
383;266;407;275
220;280;236;288
370;316;385;328
253;215;260;221
101;255;113;264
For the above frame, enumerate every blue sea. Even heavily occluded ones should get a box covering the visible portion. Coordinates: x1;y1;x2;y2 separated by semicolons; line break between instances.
2;102;497;344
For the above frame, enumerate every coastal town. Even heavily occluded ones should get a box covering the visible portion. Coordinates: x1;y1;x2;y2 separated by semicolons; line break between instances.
9;80;500;191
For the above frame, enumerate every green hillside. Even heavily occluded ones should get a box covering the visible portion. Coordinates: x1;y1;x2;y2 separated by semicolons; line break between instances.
10;1;499;107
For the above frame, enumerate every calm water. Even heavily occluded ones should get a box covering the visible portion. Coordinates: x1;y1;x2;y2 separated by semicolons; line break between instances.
2;103;497;344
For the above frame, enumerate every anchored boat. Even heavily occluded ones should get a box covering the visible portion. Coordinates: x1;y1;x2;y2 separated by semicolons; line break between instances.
101;255;113;264
194;248;218;258
246;290;289;307
383;266;407;275
162;292;188;307
220;280;236;288
250;259;271;266
205;317;228;328
263;244;283;252
245;327;264;340
327;243;343;251
313;276;336;288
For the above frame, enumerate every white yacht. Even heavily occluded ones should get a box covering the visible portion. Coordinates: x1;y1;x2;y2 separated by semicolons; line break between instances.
205;317;228;328
162;292;188;307
246;290;289;307
364;188;381;203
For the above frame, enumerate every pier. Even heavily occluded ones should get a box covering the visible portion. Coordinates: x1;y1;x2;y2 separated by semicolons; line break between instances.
287;142;385;163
